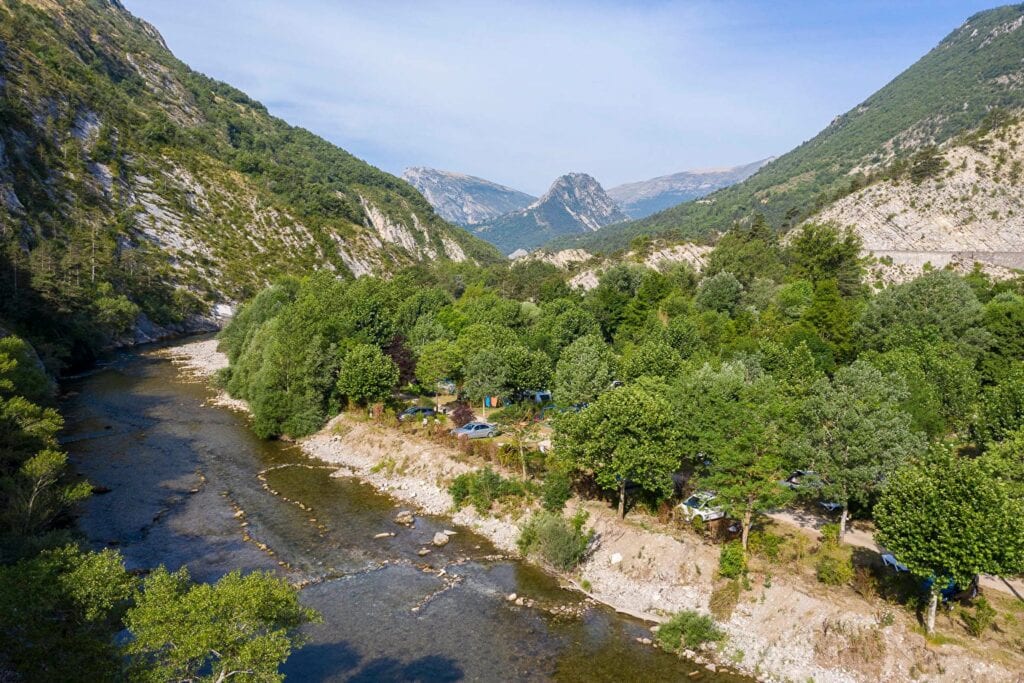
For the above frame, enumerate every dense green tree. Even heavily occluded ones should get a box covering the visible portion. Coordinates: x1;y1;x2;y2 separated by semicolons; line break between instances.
875;451;1024;632
980;292;1024;380
553;335;615;406
694;271;743;314
785;223;864;297
694;378;794;548
619;339;683;381
585;264;646;339
0;546;135;681
973;363;1024;445
414;340;462;390
857;270;982;352
336;344;400;406
704;215;785;285
555;381;681;518
799;360;926;537
125;567;319;682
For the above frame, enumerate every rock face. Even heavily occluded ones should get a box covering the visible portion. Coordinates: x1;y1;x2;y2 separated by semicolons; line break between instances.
473;173;628;254
606;158;773;219
401;167;535;226
813;117;1024;282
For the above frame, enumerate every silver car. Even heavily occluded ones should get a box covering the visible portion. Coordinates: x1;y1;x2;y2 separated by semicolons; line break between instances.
450;421;498;439
677;491;725;522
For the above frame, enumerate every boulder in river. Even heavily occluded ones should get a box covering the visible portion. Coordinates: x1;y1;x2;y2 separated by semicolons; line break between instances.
432;531;450;547
394;510;415;526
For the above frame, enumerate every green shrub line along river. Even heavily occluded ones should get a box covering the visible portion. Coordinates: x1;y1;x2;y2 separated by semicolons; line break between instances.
62;339;750;681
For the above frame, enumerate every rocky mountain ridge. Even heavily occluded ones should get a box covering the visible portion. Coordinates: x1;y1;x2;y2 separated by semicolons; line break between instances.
471;172;627;255
400;167;535;226
606;158;774;219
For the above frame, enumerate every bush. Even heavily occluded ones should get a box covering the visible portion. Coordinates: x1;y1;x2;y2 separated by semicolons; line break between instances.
820;523;841;549
816;552;854;586
962;597;996;638
709;580;742;620
541;469;573;512
448;468;526;514
748;530;783;561
448;403;475;428
656;611;725;652
517;511;592;571
718;541;747;579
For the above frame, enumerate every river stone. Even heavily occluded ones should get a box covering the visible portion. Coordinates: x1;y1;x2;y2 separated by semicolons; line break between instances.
507;593;517;602
394;510;415;526
432;532;449;546
610;552;622;565
417;548;431;556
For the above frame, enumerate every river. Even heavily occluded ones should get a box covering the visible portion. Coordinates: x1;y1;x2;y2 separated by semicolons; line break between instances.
62;341;746;682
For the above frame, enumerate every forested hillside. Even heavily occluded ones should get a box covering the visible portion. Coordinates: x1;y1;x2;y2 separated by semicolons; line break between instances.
0;0;499;368
560;4;1024;253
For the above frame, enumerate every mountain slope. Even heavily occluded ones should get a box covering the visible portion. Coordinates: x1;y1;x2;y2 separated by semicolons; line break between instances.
400;167;535;225
560;4;1024;253
0;0;500;363
815;113;1024;281
472;173;627;255
606;158;773;219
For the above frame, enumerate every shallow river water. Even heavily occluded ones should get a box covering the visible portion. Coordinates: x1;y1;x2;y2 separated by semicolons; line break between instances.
62;341;748;682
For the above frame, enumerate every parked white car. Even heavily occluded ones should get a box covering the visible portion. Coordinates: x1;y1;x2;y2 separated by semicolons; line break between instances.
450;421;499;439
677;491;725;522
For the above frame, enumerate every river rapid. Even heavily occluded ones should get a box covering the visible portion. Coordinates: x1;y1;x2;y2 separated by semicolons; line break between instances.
62;340;747;682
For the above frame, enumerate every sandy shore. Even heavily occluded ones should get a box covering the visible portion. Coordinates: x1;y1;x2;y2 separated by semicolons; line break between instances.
164;337;1019;683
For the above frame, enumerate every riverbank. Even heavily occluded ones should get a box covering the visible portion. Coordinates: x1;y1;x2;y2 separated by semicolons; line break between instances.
160;339;1021;683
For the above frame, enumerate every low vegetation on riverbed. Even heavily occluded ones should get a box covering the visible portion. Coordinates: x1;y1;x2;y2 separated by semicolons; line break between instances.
218;221;1024;673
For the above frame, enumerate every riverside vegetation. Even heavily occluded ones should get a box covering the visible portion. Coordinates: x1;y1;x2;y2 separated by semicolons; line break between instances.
0;334;318;680
218;220;1024;655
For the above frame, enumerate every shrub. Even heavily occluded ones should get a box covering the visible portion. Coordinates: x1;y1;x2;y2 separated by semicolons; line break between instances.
656;611;725;652
816;552;854;586
448;403;475;428
709;580;742;620
541;469;573;512
820;523;840;549
748;530;783;562
962;597;996;638
517;511;592;571
718;541;747;579
448;467;526;514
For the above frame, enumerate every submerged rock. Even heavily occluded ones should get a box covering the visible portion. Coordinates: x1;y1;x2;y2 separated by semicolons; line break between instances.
394;510;415;526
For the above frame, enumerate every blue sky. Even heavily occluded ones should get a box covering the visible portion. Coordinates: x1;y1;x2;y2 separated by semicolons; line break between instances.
124;1;997;195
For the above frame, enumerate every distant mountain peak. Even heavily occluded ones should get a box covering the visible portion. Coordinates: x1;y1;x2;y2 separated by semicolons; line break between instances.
401;167;534;226
471;172;626;254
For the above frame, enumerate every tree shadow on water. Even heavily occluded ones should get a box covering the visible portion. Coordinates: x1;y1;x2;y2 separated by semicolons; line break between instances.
346;654;464;683
281;641;361;680
283;643;464;683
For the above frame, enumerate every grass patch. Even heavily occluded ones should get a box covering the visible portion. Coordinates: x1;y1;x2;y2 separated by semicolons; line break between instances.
709;580;742;621
656;611;725;652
